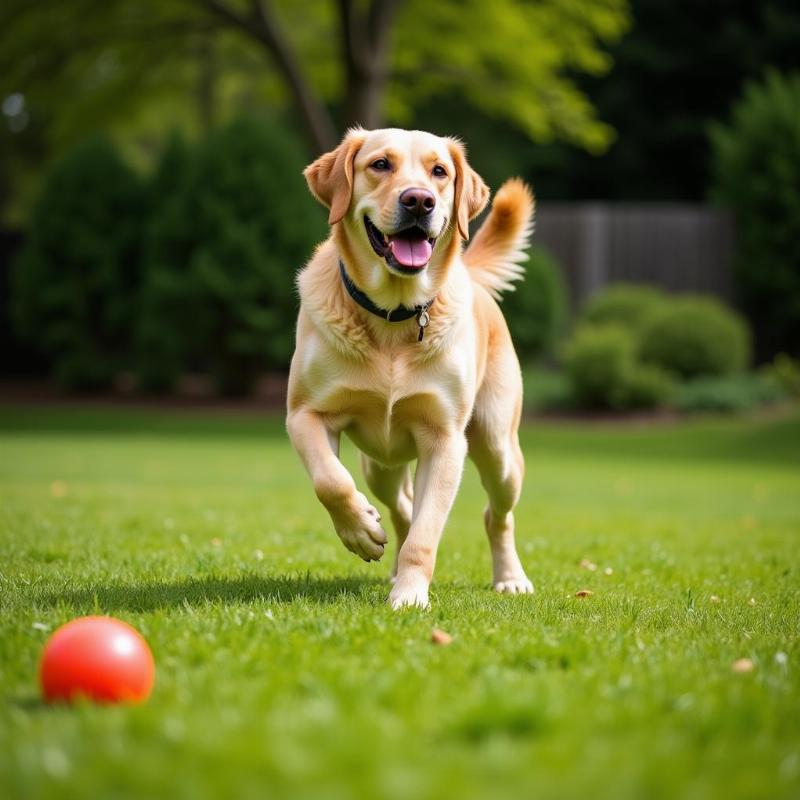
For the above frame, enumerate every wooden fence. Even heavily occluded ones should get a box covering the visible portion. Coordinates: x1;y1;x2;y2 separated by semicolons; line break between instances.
533;203;735;307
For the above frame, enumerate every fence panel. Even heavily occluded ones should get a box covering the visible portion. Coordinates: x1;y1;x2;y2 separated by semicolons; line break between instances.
534;203;734;307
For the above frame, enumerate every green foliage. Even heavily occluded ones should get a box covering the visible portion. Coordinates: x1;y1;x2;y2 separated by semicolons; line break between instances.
521;367;574;413
622;363;675;410
581;283;667;333
0;0;630;225
392;0;630;153
710;69;800;359
639;296;751;379
11;136;146;389
761;353;800;398
138;116;324;394
519;1;800;202
562;323;672;410
503;246;567;361
562;324;636;409
674;374;786;413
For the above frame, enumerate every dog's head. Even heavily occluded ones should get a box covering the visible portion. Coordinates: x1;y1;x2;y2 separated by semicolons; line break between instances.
304;128;488;300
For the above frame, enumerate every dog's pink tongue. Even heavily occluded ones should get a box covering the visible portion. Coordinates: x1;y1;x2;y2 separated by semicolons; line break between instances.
388;236;432;269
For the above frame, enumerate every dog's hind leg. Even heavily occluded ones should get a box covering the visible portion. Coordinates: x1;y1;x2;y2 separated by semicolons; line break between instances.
467;352;533;595
361;455;413;579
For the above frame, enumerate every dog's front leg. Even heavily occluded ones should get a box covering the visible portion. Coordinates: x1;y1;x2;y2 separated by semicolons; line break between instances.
287;408;387;561
389;430;468;609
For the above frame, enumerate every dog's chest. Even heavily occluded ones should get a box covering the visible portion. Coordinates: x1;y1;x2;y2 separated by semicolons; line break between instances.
304;344;470;465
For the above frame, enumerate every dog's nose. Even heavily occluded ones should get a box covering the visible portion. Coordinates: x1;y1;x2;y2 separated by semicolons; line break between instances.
399;187;436;217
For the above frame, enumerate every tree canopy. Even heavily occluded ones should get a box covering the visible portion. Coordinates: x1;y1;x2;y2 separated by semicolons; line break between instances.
0;0;629;219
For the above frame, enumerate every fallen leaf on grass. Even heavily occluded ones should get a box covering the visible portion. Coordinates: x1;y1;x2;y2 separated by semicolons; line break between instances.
49;481;68;498
731;658;755;673
575;589;594;598
431;628;453;646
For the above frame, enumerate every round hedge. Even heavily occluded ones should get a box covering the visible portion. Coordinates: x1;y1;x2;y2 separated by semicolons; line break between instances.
639;295;751;379
581;282;667;333
562;323;674;410
562;324;635;409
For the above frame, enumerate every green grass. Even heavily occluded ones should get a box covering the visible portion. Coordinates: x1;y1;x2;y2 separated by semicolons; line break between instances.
1;405;799;800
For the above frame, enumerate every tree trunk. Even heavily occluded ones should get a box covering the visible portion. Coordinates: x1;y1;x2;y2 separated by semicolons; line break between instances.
339;0;399;130
196;35;216;134
202;0;401;153
202;0;338;154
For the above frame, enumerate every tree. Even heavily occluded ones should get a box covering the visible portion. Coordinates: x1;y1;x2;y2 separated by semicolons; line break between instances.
12;136;147;389
0;0;629;166
521;0;800;201
138;116;325;394
710;70;800;359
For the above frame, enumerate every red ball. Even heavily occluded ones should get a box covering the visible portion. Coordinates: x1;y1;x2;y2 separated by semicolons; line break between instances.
40;616;155;704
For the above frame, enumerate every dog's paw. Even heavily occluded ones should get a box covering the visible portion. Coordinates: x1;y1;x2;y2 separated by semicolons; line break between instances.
388;574;430;610
331;491;387;562
493;576;534;595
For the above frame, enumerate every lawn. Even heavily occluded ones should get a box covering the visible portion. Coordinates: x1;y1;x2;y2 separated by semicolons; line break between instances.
1;405;799;800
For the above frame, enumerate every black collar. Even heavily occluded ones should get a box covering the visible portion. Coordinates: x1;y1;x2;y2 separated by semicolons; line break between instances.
338;260;435;341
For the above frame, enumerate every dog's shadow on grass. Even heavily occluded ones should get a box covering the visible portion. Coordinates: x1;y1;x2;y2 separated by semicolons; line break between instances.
40;573;385;613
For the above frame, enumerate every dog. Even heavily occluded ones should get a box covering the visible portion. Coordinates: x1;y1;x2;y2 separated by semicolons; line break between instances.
287;127;535;609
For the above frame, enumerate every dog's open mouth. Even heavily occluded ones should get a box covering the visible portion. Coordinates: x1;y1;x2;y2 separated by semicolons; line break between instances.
364;216;437;273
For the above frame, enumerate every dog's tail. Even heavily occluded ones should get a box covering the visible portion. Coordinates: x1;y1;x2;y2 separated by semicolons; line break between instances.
462;178;535;299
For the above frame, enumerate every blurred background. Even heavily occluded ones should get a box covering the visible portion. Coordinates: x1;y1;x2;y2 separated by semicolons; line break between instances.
1;0;799;414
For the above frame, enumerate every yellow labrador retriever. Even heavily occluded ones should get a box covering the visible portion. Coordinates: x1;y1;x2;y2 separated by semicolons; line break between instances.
287;127;535;609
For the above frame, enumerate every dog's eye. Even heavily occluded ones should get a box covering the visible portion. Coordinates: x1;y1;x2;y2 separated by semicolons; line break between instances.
370;158;390;171
432;165;447;178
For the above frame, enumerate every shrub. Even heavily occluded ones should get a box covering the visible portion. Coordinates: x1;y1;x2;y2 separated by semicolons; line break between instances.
503;246;567;360
562;323;674;410
562;324;635;409
622;364;674;410
581;282;667;334
138;116;325;394
521;367;573;413
710;70;800;359
136;133;195;391
674;374;786;413
562;324;665;410
12;136;147;389
761;353;800;399
639;295;751;379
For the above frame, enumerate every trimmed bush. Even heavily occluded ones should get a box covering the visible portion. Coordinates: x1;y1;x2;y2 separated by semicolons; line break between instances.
761;354;800;399
521;367;573;413
622;364;675;410
138;117;325;394
674;374;785;413
581;282;667;333
562;323;674;410
503;246;567;360
710;70;800;359
12;136;147;389
639;295;751;379
562;324;635;409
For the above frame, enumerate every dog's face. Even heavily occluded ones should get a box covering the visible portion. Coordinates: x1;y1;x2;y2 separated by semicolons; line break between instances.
305;128;488;295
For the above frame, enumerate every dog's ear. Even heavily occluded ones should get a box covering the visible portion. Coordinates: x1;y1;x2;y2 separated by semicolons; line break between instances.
304;130;367;225
447;139;490;240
